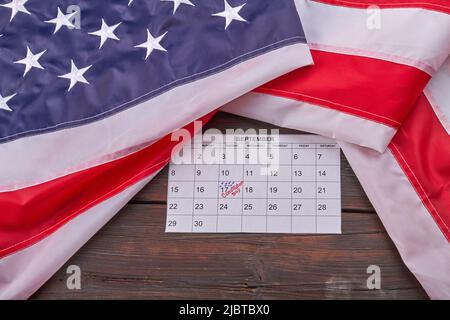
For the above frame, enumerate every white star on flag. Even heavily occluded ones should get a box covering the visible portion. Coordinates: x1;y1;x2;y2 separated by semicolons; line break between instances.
14;46;46;77
0;92;16;112
135;29;168;60
161;0;195;14
45;7;76;34
89;19;121;49
0;0;30;22
58;60;92;92
212;0;247;30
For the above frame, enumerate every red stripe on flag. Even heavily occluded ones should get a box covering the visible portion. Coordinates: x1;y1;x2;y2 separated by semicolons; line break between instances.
254;50;430;128
312;0;450;14
0;112;215;259
389;94;450;241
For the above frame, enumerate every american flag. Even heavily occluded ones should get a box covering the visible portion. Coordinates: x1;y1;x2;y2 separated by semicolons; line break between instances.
1;0;450;300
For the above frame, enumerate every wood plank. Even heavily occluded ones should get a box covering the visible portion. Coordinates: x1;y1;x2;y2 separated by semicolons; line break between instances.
33;204;426;300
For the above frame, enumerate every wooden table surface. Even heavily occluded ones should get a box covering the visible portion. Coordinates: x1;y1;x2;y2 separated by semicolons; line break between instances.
33;112;427;299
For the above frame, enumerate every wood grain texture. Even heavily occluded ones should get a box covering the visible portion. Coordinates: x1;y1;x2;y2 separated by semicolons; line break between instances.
32;112;427;299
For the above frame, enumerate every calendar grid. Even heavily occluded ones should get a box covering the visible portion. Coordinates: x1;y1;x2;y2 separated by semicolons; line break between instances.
171;179;341;181
290;143;293;233
216;157;220;233
265;144;269;233
191;162;196;232
315;143;318;233
241;154;245;233
168;214;341;217
168;197;340;200
166;135;341;234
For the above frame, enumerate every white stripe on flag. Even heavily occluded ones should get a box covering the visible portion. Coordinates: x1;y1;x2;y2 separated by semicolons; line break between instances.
426;57;450;134
221;92;397;152
296;0;450;73
0;172;158;300
340;142;450;299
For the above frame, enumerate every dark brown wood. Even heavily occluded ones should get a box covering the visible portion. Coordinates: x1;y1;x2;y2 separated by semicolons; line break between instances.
31;112;427;299
33;205;426;299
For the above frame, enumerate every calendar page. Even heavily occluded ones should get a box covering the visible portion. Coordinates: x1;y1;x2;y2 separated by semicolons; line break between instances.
166;134;341;234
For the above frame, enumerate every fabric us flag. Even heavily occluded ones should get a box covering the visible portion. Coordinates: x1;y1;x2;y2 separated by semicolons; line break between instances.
0;0;312;299
341;57;450;299
223;0;450;152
